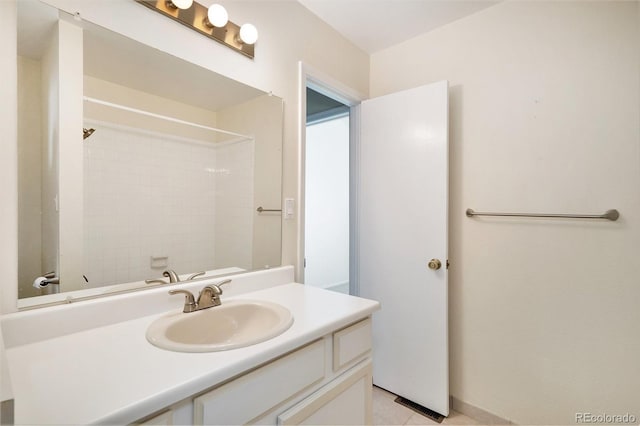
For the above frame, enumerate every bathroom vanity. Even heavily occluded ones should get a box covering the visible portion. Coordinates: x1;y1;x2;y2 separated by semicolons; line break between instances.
0;267;380;425
141;317;374;425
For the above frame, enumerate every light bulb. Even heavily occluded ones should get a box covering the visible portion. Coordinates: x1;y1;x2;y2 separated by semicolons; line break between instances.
239;23;258;45
168;0;193;9
207;4;228;28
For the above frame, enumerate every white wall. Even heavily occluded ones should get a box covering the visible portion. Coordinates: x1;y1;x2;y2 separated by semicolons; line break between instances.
82;124;237;286
304;116;350;290
211;139;255;271
370;1;640;423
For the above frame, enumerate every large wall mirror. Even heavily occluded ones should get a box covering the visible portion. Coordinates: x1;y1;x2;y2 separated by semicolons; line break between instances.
17;0;283;307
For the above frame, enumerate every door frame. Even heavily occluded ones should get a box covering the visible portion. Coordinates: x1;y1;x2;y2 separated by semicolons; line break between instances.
297;62;365;294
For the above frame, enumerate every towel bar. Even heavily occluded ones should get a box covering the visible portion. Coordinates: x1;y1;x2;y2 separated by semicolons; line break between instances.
465;208;619;221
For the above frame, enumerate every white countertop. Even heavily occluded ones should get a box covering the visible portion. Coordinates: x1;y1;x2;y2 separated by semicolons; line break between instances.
5;283;379;425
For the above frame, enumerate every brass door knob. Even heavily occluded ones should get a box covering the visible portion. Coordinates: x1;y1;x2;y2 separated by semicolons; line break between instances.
428;259;442;270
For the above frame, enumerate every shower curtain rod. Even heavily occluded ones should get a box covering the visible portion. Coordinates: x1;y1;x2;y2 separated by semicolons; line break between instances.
83;96;253;140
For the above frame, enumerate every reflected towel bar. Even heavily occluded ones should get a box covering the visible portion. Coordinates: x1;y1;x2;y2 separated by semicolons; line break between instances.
257;207;282;213
466;208;619;221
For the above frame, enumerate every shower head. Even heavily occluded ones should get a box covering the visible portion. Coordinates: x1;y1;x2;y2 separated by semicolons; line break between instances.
83;128;95;140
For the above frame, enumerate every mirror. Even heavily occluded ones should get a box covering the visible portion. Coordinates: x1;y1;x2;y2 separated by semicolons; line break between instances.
16;0;283;307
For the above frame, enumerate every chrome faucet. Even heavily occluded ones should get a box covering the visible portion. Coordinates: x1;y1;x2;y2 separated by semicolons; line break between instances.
169;279;232;313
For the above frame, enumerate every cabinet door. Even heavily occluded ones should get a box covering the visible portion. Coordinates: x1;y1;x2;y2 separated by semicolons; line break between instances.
333;319;372;371
194;340;326;425
277;360;372;425
135;410;172;425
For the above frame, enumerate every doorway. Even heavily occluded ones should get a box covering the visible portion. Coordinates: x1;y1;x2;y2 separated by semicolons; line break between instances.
298;63;363;296
304;88;350;294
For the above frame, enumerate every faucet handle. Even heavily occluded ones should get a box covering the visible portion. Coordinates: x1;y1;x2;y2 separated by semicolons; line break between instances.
210;279;232;295
169;289;197;313
186;271;205;281
163;270;181;283
198;279;232;309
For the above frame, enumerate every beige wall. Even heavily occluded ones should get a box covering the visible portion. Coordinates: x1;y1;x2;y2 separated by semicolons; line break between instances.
17;56;43;299
40;25;60;291
217;95;283;270
370;1;640;423
56;20;85;292
0;0;18;314
84;76;218;141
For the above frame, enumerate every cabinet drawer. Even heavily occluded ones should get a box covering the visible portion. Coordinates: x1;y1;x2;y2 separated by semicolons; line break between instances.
333;318;372;371
277;360;373;425
194;340;326;425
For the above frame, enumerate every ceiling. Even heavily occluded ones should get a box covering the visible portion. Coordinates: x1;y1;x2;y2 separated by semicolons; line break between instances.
297;0;501;54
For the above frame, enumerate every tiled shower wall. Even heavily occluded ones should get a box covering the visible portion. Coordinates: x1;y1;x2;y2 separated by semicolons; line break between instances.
83;123;254;287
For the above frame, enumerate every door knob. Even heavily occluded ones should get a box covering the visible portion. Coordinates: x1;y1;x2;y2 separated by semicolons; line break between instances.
428;259;442;270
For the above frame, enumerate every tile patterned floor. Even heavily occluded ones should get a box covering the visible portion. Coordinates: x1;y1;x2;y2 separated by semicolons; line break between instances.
373;386;480;426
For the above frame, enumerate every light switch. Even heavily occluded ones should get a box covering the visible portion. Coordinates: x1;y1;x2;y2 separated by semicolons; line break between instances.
284;198;294;219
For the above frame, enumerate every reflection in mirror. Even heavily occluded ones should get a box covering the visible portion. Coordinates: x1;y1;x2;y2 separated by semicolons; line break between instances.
17;0;283;306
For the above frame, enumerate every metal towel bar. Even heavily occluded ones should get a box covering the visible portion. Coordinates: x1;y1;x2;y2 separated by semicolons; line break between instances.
257;207;282;213
466;208;619;221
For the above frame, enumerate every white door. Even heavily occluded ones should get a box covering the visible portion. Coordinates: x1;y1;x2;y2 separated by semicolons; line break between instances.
358;81;449;415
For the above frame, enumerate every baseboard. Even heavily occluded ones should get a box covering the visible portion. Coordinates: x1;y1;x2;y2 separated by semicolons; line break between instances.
450;396;513;425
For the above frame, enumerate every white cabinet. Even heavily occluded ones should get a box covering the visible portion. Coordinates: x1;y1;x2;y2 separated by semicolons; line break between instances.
133;318;373;426
277;360;372;425
136;410;172;425
333;318;372;372
134;397;192;425
193;340;326;425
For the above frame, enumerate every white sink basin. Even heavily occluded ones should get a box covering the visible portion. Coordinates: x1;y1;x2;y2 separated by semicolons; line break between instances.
146;300;294;352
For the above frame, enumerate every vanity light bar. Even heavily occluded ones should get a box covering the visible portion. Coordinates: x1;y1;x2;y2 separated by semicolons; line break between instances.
135;0;255;59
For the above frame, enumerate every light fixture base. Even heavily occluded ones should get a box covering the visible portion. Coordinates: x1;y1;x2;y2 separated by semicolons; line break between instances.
136;0;255;59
